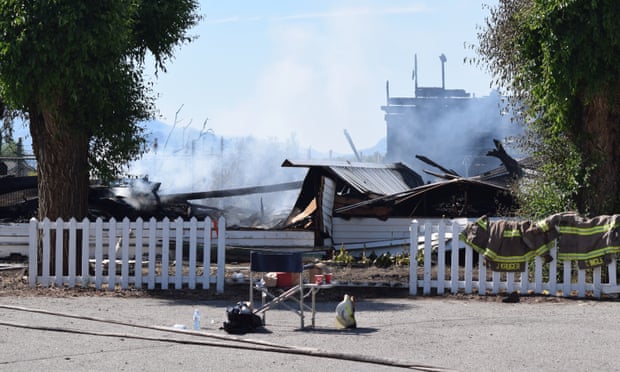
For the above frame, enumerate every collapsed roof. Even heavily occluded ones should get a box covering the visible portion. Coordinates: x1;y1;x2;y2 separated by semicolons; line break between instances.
335;177;517;219
281;159;424;197
279;160;423;221
281;155;520;228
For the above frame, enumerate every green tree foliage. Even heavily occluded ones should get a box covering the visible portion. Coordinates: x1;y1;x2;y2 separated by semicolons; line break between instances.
475;0;620;217
0;1;200;220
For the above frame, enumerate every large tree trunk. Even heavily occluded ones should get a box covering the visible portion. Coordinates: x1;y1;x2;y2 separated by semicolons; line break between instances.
578;91;620;215
29;110;90;220
29;109;89;275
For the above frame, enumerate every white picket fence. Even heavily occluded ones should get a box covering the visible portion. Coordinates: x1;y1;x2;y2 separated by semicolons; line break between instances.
5;216;620;298
26;217;226;293
409;219;620;298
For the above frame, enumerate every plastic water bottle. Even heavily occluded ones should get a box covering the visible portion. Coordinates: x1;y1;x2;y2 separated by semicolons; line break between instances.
193;309;201;330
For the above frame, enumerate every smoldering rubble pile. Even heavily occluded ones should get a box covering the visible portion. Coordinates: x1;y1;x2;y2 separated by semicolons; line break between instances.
460;212;620;272
0;176;292;228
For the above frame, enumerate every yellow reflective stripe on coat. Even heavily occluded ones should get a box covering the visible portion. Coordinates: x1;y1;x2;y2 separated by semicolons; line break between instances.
502;229;521;238
557;245;620;261
558;223;617;235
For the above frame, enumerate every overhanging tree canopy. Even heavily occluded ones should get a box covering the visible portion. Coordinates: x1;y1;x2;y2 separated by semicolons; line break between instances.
0;0;200;220
476;0;620;217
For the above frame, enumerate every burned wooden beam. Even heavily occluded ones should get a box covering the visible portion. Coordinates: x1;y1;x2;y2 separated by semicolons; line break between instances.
159;181;303;204
422;169;460;180
415;155;460;177
486;139;522;179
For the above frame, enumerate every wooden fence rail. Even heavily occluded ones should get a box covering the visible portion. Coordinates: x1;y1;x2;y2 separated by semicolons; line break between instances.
409;219;620;298
26;216;226;293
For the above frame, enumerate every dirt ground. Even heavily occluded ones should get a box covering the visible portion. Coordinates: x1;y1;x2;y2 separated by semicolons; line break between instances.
0;261;412;300
1;261;588;304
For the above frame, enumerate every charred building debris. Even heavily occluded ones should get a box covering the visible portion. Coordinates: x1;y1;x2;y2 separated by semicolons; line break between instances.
277;151;523;246
486;139;524;180
1;53;529;239
0;139;526;232
0;175;303;227
335;177;517;219
277;159;425;230
416;138;534;189
283;150;523;226
1;145;526;233
0;175;37;221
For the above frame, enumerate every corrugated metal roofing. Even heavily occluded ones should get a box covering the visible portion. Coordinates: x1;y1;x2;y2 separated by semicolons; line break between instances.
281;159;423;196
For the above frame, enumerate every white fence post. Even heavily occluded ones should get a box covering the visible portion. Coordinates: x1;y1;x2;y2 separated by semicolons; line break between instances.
478;245;487;295
577;269;586;297
548;244;558;296
68;218;77;287
188;217;197;289
534;255;543;294
607;259;618;296
107;218;116;290
174;217;184;290
450;222;460;294
593;266;602;298
121;218;131;289
28;218;38;288
465;237;473;294
491;271;500;294
81;218;90;287
409;220;419;296
521;262;529;294
95;218;104;289
436;221;446;295
54;218;63;287
41;218;50;287
216;216;226;293
134;218;144;288
147;217;156;290
202;217;212;289
562;259;571;297
423;222;432;295
161;218;170;290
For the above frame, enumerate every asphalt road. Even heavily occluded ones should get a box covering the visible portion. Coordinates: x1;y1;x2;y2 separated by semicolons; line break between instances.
0;295;618;371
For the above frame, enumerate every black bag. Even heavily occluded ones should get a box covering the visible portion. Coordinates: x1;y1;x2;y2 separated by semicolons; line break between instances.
223;302;263;334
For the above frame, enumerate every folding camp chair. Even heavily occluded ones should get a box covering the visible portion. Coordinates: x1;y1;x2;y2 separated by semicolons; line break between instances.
249;251;307;328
